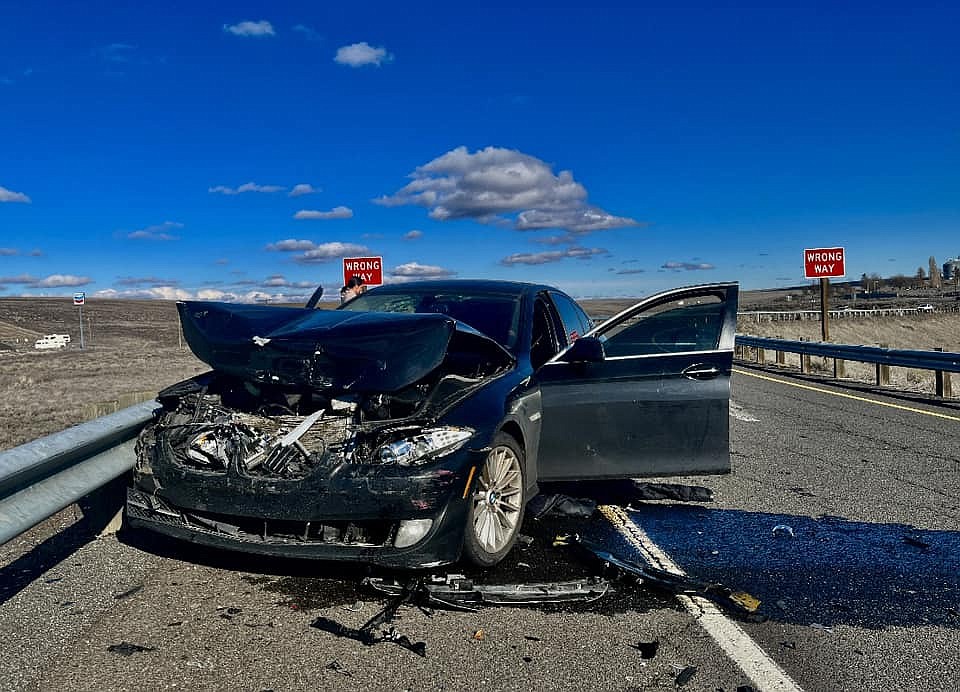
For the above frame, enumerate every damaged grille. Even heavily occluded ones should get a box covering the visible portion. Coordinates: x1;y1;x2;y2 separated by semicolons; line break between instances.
157;392;355;479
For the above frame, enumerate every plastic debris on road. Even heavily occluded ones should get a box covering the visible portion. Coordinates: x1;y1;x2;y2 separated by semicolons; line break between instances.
772;524;795;538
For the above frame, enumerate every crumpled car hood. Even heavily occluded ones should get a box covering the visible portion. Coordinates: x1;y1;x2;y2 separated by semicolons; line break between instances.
177;301;514;393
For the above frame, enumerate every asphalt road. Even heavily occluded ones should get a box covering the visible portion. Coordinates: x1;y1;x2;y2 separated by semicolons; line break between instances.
1;363;958;691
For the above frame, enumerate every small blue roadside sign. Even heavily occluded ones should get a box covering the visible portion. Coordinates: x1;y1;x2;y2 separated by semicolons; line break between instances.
73;292;85;306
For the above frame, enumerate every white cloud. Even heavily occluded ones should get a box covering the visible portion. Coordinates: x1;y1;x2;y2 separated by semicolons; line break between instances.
334;42;393;67
403;229;423;240
500;246;608;266
34;274;93;287
289;183;319;197
209;182;285;195
95;286;193;300
126;221;183;241
259;274;314;289
376;146;641;234
92;286;305;303
293;242;369;263
223;20;275;37
661;261;715;271
294;206;353;220
0;185;31;203
516;207;644;233
0;274;38;284
265;238;316;251
390;262;455;279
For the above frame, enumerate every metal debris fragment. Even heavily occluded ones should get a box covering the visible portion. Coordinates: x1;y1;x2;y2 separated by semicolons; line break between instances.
566;534;761;615
674;665;697;686
364;574;612;607
107;642;156;656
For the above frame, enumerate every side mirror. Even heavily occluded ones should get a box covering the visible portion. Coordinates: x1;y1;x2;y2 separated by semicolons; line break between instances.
560;336;605;363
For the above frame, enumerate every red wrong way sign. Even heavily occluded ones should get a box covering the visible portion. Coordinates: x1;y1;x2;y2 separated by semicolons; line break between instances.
343;256;383;286
804;247;845;279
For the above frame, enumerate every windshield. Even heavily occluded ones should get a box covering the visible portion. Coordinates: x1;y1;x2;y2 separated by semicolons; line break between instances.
339;289;522;350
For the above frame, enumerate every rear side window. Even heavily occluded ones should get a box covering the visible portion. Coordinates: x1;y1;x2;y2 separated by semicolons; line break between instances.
548;291;591;345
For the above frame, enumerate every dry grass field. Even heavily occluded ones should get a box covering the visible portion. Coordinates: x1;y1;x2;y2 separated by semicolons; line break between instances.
0;298;209;451
1;295;957;451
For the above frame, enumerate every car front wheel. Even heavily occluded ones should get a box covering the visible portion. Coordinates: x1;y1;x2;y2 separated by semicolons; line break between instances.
462;432;525;567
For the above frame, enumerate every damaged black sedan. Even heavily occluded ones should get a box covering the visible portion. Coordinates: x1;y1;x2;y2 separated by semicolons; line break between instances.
127;280;738;568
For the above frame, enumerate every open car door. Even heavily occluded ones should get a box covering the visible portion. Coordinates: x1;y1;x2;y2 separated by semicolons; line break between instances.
535;282;738;481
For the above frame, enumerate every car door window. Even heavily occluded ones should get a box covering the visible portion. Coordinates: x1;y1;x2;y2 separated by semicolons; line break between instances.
599;294;725;358
531;298;560;369
548;291;592;345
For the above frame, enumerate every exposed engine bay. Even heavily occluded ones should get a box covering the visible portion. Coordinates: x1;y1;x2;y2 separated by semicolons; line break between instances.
140;304;515;480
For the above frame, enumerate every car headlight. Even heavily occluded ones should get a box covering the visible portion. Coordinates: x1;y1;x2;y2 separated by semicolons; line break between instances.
377;427;475;466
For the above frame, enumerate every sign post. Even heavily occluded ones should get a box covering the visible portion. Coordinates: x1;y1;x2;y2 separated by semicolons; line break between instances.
73;292;86;349
342;256;383;287
804;247;845;342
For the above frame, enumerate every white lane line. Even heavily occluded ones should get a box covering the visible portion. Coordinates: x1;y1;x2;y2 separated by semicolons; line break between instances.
730;400;760;422
599;505;803;692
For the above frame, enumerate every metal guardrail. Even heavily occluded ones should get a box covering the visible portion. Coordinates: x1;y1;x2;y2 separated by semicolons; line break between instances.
0;401;156;546
735;335;959;397
735;336;960;373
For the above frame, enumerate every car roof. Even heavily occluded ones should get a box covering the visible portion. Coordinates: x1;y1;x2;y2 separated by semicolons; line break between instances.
363;279;560;296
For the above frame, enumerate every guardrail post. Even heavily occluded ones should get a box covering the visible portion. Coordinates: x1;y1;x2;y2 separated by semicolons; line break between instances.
799;338;810;373
876;343;890;385
757;347;765;364
834;357;845;379
935;347;952;398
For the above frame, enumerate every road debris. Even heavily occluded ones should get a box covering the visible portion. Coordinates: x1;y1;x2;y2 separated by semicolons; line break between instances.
529;482;715;520
561;533;761;615
673;664;697;686
772;524;795;538
364;574;612;607
629;639;659;659
217;606;243;620
473;629;484;641
113;584;144;600
107;642;156;656
810;623;834;633
324;660;352;677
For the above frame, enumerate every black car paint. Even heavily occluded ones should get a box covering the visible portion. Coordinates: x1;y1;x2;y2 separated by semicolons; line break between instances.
127;280;737;568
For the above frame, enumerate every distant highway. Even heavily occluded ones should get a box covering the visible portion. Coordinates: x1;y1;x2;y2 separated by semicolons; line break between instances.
1;364;958;691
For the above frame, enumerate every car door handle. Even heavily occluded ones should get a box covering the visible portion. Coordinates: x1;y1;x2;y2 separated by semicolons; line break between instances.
682;364;720;380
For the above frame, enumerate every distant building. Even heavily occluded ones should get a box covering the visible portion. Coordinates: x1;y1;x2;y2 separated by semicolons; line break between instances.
944;257;960;283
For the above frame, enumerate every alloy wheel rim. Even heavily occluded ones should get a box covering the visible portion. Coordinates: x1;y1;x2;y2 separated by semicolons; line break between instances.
472;445;522;553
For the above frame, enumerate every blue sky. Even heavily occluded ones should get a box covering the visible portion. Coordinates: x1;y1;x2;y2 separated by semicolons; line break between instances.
1;1;957;301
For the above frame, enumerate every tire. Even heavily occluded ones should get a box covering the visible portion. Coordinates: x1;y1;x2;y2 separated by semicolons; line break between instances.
462;432;525;567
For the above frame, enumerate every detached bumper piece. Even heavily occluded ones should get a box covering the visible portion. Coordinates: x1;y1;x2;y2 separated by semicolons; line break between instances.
363;574;612;608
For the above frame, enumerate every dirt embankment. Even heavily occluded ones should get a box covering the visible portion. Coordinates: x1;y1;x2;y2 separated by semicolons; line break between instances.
0;298;208;451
